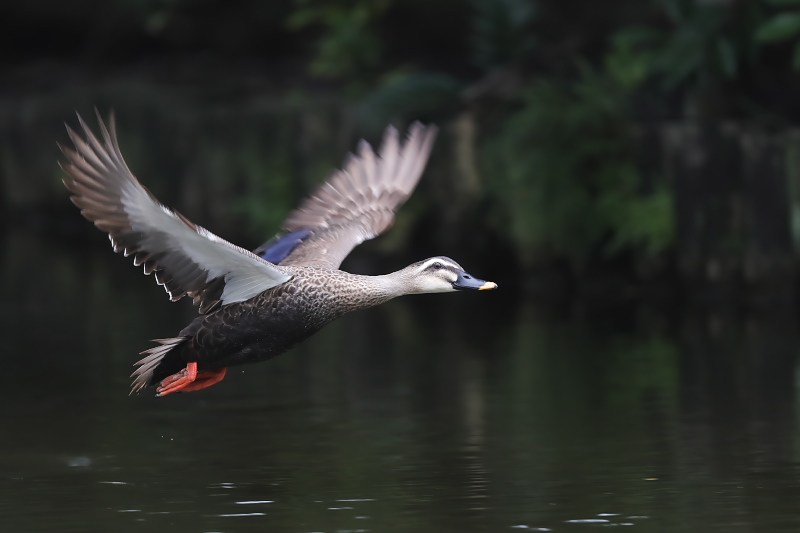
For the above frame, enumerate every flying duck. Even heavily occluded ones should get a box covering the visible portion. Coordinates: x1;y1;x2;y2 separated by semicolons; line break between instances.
60;113;497;396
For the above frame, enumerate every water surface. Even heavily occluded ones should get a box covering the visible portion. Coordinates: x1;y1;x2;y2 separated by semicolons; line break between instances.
3;228;800;533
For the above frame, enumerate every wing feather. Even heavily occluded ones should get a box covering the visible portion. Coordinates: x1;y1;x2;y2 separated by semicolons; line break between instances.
276;122;437;268
61;112;291;314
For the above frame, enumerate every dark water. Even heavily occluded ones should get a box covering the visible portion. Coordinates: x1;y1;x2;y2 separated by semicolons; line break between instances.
3;228;800;533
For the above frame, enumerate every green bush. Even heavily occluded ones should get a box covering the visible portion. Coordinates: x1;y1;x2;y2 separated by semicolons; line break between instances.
483;67;674;267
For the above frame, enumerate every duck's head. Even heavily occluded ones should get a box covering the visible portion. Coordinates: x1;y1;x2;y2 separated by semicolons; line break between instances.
402;256;498;294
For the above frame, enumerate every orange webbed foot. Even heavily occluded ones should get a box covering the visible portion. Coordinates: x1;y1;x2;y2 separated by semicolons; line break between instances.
156;363;227;397
179;367;227;392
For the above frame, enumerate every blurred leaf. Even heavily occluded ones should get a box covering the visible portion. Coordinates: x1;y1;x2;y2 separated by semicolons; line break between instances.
600;185;675;256
287;0;391;81
286;6;329;29
606;27;662;89
659;44;703;90
756;12;800;43
612;26;664;46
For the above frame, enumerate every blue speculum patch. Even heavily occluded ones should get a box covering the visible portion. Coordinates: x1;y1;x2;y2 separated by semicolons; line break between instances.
254;228;312;264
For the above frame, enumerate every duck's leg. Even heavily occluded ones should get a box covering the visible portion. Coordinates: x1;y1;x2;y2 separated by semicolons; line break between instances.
156;363;227;397
177;367;227;392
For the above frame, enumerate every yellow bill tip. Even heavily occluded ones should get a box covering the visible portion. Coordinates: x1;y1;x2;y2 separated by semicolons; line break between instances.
478;281;498;290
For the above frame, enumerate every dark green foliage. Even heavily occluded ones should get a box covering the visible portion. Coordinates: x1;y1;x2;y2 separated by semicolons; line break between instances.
359;0;533;124
359;73;464;128
12;0;800;282
470;0;536;70
606;0;800;90
484;69;674;266
287;0;391;81
625;0;766;89
354;1;675;269
756;0;800;68
117;0;189;34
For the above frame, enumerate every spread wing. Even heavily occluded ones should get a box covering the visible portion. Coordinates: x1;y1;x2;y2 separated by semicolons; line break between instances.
60;112;291;314
257;122;438;268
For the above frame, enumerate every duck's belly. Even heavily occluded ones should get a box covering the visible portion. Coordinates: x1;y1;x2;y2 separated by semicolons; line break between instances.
183;293;336;371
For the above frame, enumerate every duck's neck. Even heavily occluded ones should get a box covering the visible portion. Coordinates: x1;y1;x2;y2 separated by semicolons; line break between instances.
312;268;416;318
331;270;411;312
369;271;411;300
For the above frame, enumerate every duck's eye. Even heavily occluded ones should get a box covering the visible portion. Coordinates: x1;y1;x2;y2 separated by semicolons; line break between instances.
432;261;442;269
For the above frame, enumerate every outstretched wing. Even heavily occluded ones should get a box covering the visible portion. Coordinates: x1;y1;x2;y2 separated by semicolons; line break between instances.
61;112;291;314
255;123;438;269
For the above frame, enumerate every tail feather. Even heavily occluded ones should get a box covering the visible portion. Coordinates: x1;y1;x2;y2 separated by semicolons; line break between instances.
130;337;189;394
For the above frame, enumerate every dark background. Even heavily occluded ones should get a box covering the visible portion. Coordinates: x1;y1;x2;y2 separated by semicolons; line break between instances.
7;0;800;305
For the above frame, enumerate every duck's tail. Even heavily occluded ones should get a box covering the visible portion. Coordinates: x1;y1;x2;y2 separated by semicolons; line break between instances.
130;337;190;394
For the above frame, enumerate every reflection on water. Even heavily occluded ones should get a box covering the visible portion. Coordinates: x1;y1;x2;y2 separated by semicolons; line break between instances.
2;228;800;532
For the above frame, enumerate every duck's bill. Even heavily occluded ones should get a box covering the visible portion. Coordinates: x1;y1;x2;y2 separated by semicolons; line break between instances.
453;270;498;291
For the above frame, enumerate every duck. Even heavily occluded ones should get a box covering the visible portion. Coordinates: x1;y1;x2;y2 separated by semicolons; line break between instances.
60;112;497;397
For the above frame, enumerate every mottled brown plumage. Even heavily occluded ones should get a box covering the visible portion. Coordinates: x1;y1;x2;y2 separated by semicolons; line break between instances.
61;112;496;396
